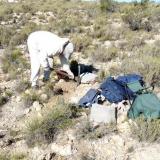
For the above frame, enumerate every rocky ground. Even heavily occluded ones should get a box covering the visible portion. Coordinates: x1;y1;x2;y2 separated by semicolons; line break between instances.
0;49;160;160
0;0;160;160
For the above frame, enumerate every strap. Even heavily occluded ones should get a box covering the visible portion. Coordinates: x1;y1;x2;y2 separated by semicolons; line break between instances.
61;40;70;55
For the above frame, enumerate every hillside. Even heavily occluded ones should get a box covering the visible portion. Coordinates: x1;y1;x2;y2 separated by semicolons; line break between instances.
0;0;160;159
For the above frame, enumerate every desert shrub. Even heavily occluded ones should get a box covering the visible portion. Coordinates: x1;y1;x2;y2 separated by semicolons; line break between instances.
0;88;12;107
1;48;29;79
0;152;9;160
10;153;26;160
71;34;92;52
139;41;160;57
126;36;145;51
26;102;79;147
76;121;117;140
10;22;39;46
0;26;16;48
22;90;41;107
100;0;116;12
91;46;118;62
121;5;152;31
119;55;160;83
43;81;57;99
130;116;160;142
98;69;110;81
15;79;30;93
0;152;26;160
0;3;13;21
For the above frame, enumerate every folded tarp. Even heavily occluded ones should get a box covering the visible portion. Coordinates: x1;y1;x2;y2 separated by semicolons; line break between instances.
128;93;160;119
100;77;127;103
78;89;100;107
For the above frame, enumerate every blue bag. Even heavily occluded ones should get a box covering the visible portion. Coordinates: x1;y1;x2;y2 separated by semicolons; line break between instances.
116;74;144;99
116;74;144;86
78;89;100;107
100;77;127;103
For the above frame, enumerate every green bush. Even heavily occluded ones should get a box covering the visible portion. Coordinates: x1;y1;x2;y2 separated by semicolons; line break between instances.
130;116;160;142
0;26;16;47
91;46;118;62
26;102;79;147
22;91;41;107
0;152;26;160
1;48;29;79
0;88;12;107
100;0;116;12
71;34;92;52
121;5;152;31
10;22;39;46
15;79;30;93
0;3;13;21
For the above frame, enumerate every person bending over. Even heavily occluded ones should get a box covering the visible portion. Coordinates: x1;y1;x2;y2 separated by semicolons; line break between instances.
27;31;74;88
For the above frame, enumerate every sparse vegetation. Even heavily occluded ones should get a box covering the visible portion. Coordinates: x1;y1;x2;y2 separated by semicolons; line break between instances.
15;78;30;93
0;88;12;107
76;121;117;140
130;116;160;142
26;101;80;147
92;46;118;62
0;0;160;159
22;90;41;107
1;48;29;79
0;152;26;160
100;0;116;12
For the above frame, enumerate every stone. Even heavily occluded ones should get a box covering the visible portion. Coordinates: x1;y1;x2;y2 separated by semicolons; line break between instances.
32;147;45;160
111;135;125;147
90;104;116;124
24;108;31;115
16;96;21;102
154;34;160;41
114;40;127;49
145;39;155;45
59;79;65;83
25;89;31;94
51;143;76;156
104;41;112;48
33;101;43;111
40;94;48;102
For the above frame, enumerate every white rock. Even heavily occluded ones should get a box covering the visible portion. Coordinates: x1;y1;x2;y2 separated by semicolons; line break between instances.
40;94;48;102
90;103;116;124
59;79;65;83
145;39;155;45
154;34;160;41
104;41;112;48
111;135;125;147
25;89;31;94
33;101;43;111
51;143;76;156
16;96;21;102
24;108;31;115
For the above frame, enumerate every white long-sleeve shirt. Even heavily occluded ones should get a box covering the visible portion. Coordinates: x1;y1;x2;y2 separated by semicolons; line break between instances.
27;31;69;58
27;31;74;86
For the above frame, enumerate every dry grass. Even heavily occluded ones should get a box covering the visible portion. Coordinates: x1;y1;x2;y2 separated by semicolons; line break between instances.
25;101;80;147
130;116;160;142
